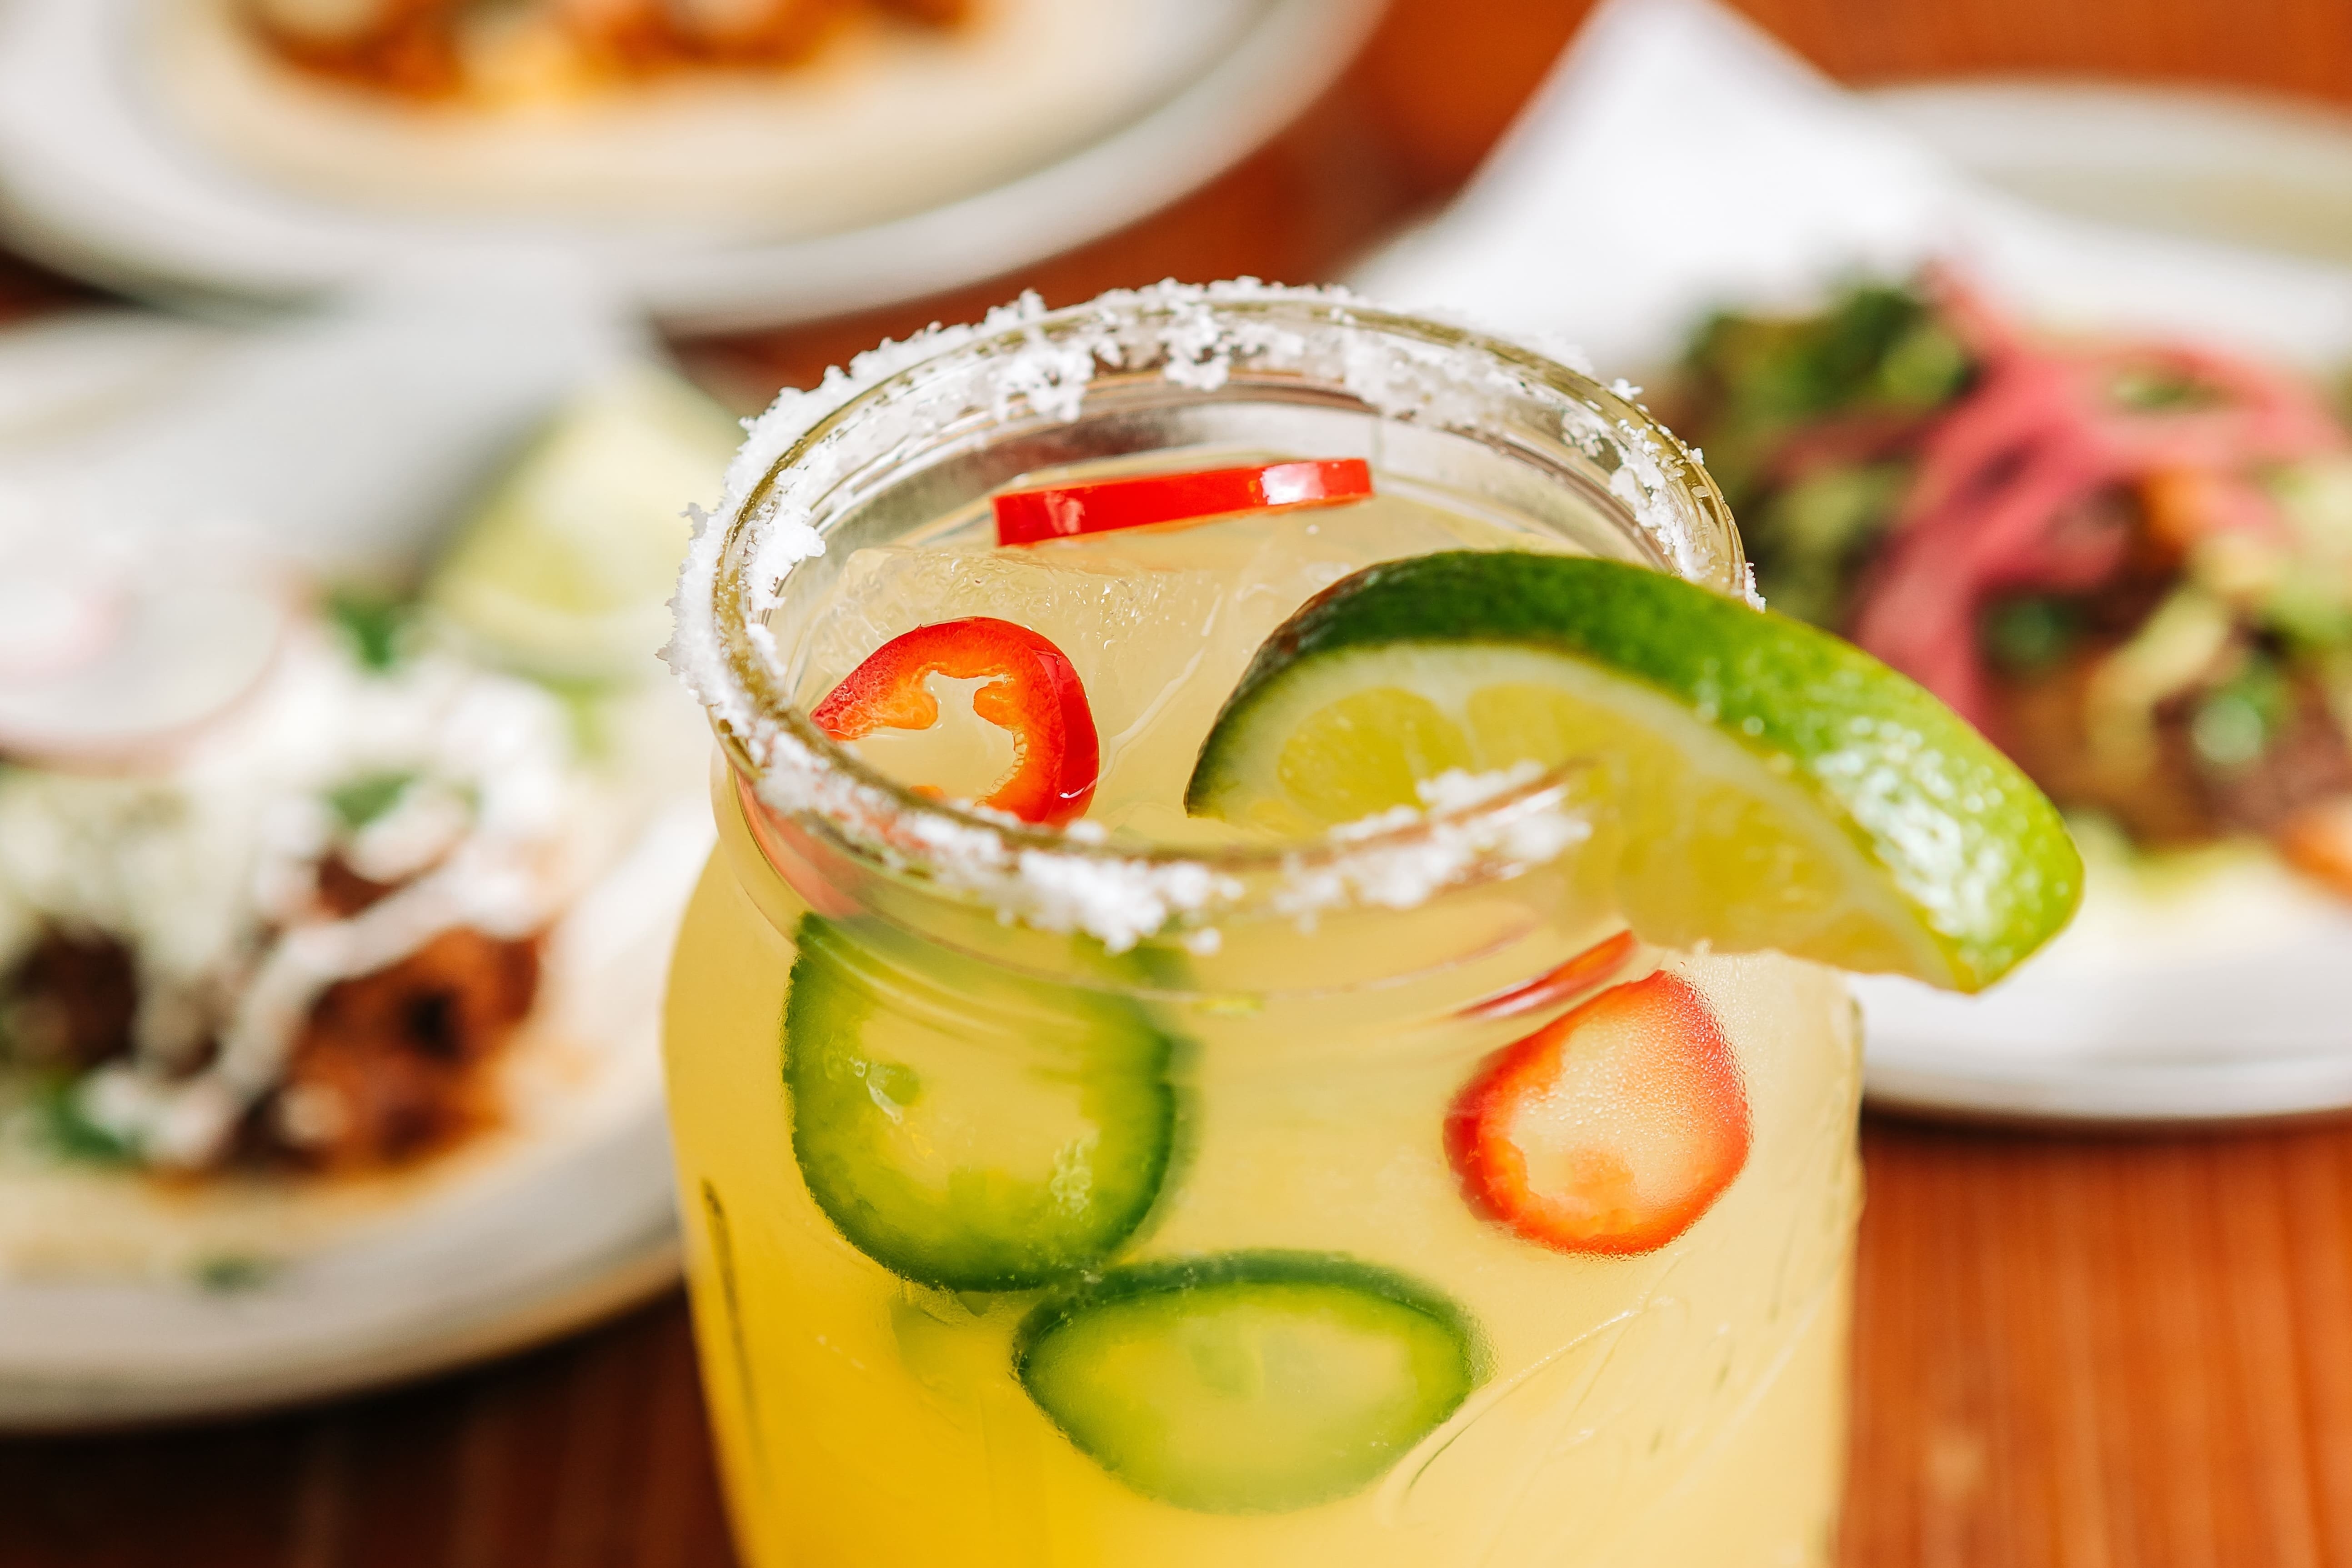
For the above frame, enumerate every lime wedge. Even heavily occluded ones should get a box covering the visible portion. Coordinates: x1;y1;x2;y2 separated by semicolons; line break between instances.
426;364;741;681
1185;552;2079;992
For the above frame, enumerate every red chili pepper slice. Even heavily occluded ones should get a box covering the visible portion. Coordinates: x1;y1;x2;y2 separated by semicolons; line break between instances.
992;459;1373;545
1459;930;1638;1021
810;617;1099;827
1446;971;1751;1257
734;770;861;918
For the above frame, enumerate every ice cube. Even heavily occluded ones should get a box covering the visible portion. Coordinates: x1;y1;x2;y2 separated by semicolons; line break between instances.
1030;493;1544;833
1045;489;1546;649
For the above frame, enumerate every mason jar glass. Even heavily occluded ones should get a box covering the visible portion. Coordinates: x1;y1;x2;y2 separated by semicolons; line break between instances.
661;284;1862;1568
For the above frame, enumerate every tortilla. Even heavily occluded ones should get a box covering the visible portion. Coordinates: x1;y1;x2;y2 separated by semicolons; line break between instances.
0;787;704;1283
146;0;1211;238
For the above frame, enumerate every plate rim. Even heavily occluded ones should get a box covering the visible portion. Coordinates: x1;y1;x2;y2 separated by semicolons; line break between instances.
0;0;1385;331
0;1208;681;1433
1865;73;2352;155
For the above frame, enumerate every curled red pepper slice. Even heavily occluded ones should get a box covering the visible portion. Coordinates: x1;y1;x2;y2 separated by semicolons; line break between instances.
1459;930;1638;1021
993;459;1373;545
811;617;1099;827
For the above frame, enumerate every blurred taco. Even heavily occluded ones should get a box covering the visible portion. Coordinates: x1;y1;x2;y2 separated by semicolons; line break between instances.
1671;272;2352;896
236;0;970;102
0;574;650;1277
147;0;1178;238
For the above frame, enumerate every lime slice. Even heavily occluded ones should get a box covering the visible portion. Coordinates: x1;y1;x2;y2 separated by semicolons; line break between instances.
426;364;741;681
1185;552;2080;992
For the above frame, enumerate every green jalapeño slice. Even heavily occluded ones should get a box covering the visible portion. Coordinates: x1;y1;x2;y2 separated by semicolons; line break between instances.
1015;1251;1486;1514
783;915;1180;1292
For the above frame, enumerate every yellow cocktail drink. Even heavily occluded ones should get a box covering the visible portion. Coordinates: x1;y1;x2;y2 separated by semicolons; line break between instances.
659;286;2078;1568
666;844;1858;1566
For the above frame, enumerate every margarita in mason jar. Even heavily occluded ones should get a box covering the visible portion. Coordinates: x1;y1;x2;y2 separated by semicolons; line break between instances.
661;285;2079;1567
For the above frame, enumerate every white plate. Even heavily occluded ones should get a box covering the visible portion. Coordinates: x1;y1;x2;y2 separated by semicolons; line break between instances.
1855;847;2352;1125
0;0;1381;331
0;301;715;1428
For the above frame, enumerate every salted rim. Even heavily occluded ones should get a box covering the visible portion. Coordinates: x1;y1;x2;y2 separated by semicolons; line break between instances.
664;280;1743;949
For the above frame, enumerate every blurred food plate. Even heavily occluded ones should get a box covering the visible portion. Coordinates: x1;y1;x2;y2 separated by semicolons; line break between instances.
0;808;705;1429
0;0;1381;331
1355;0;2352;1125
0;303;723;1427
1854;82;2352;1122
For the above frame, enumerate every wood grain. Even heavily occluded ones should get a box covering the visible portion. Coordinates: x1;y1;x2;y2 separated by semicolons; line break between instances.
11;1;2352;1563
1844;1121;2352;1568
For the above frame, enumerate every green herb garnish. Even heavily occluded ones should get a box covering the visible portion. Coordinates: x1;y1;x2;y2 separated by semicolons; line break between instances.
29;1077;138;1166
2109;366;2223;413
1984;597;2085;673
2190;658;2292;771
194;1255;276;1293
327;770;416;831
327;587;412;672
1682;283;1973;512
2262;578;2352;652
1750;462;1913;627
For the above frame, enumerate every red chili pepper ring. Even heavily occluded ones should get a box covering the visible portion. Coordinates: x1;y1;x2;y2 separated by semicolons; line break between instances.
810;617;1100;827
993;459;1374;545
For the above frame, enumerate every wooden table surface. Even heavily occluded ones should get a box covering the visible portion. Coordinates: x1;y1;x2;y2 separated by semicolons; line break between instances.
11;2;2352;1563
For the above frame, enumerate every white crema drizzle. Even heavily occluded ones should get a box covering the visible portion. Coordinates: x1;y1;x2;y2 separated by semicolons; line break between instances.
0;626;606;1167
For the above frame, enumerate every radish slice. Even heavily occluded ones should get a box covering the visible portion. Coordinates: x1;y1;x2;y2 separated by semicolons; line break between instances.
0;570;125;683
0;559;290;766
